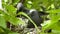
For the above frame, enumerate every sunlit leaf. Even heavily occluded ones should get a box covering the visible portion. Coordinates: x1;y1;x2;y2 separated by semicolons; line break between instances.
0;15;6;28
5;5;16;16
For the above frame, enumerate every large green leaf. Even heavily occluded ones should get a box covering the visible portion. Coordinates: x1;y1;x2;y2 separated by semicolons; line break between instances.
0;15;6;28
42;9;60;31
4;5;16;16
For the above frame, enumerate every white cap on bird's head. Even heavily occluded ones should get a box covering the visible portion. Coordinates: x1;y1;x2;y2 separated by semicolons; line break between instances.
29;9;36;13
17;3;23;10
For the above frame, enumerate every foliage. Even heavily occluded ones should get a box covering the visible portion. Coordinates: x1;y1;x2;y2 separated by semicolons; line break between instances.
0;0;60;34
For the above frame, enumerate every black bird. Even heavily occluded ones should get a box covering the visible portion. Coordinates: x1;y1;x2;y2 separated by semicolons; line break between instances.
16;2;43;28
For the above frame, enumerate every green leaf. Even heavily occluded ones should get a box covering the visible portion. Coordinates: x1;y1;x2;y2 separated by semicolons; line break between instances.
48;9;60;13
5;5;16;16
51;30;60;34
9;16;25;25
12;0;20;6
8;32;19;34
0;28;4;33
5;14;25;26
0;15;6;28
0;26;12;34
